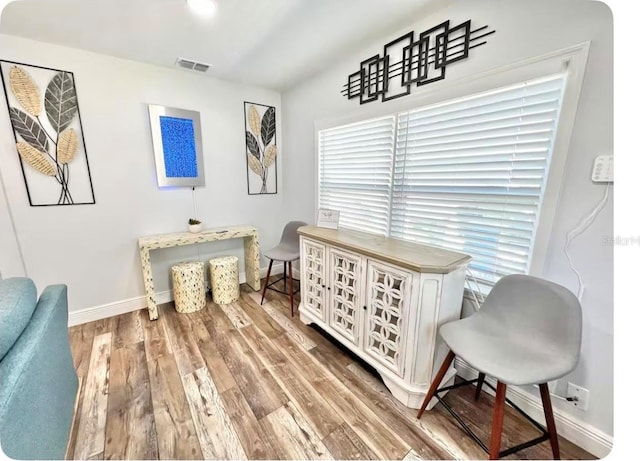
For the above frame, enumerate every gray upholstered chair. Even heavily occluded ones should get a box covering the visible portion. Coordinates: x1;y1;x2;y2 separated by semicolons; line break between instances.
417;274;582;460
261;221;307;316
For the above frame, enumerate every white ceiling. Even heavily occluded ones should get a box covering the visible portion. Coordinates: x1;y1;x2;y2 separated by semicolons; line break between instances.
0;0;444;90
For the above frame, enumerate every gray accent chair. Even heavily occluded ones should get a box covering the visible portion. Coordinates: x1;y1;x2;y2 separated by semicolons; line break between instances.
261;221;307;316
417;274;582;460
0;277;78;459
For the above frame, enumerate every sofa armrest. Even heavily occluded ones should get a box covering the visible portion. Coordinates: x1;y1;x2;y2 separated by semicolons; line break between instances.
0;284;79;460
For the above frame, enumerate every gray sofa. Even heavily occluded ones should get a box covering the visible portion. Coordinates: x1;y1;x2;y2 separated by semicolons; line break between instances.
0;277;78;459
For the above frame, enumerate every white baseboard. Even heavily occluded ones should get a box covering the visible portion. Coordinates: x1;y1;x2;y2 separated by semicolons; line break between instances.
67;292;163;327
68;263;293;327
455;359;612;458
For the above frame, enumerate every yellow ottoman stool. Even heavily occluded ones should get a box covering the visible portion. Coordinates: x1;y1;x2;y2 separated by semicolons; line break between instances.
171;261;206;313
209;256;239;305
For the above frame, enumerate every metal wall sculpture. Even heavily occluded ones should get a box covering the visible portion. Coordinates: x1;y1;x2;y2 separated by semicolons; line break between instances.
341;20;495;104
1;60;95;206
244;101;277;195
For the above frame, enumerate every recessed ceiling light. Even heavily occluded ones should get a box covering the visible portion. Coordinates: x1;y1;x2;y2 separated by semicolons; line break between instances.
186;0;216;17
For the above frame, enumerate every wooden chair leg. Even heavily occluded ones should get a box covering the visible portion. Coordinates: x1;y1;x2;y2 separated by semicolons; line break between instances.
475;372;486;401
261;260;273;305
288;261;294;316
540;383;561;459
489;381;507;459
283;261;287;290
417;350;455;419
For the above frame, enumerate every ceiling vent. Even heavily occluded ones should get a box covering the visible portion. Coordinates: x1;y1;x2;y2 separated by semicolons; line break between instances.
175;57;211;73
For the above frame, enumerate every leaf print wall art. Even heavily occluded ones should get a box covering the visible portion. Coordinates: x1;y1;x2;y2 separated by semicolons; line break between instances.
1;60;95;206
244;101;277;195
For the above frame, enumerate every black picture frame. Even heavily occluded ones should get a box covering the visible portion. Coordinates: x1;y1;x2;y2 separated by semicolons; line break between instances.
347;70;362;99
417;20;449;86
382;31;413;102
359;54;385;104
437;20;472;67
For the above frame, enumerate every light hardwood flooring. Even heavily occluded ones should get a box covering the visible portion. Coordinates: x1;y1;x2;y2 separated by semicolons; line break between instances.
66;278;595;460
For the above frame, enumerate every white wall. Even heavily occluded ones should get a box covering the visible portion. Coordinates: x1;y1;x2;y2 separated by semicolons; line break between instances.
0;169;25;279
0;34;287;312
281;0;613;449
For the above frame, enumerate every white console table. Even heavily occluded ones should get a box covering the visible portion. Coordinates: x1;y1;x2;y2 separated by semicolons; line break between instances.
138;225;261;320
297;225;471;409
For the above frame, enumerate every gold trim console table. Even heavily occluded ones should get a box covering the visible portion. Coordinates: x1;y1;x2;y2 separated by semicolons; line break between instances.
138;225;261;320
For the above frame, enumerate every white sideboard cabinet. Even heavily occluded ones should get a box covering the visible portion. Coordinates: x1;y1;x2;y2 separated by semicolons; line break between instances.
297;225;471;409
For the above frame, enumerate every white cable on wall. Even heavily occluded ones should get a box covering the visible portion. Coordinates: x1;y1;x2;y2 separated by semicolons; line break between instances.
465;268;486;311
192;187;203;265
192;186;199;219
564;183;611;300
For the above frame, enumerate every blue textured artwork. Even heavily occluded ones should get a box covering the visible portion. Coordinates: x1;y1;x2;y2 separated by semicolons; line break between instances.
159;116;198;178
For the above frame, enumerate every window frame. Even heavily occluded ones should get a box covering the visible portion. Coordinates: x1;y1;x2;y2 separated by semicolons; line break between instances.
315;42;590;283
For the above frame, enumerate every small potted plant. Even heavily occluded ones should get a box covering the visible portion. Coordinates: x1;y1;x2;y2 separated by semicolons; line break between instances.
188;218;202;233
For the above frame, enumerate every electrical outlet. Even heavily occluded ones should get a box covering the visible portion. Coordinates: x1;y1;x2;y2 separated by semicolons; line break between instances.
567;383;589;411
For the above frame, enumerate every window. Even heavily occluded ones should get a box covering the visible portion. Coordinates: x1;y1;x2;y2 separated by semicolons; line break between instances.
318;116;395;235
318;74;566;291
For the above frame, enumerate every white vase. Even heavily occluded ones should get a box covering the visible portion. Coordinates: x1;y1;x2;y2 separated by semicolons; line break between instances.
188;223;202;233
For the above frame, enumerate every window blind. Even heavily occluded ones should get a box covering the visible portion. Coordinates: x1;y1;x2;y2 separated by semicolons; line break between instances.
390;75;566;287
318;116;395;235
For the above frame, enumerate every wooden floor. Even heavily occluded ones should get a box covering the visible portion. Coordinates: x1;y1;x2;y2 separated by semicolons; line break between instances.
66;277;595;460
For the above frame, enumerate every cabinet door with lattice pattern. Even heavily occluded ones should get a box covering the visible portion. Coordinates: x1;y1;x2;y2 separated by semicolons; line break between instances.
300;238;326;321
363;260;412;376
328;248;362;346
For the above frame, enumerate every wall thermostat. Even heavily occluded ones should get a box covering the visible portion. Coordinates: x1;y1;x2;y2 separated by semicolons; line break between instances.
591;155;613;183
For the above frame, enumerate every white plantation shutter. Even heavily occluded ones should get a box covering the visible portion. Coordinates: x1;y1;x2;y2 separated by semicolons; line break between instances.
390;75;566;288
318;116;395;235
